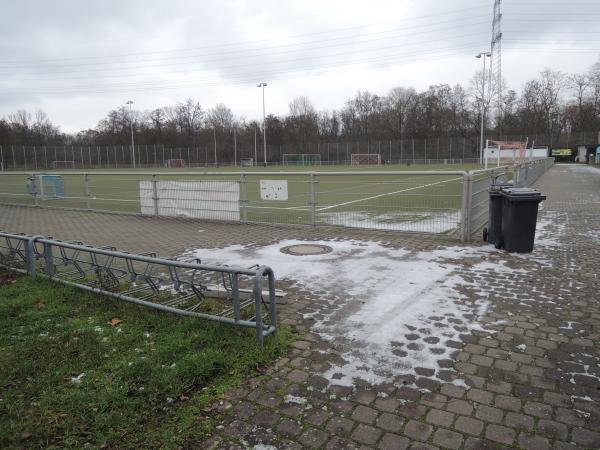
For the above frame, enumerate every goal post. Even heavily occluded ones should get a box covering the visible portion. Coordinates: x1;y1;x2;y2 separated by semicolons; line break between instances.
27;174;66;200
350;154;381;165
484;139;529;168
240;158;254;167
166;158;186;168
51;160;75;169
282;154;321;166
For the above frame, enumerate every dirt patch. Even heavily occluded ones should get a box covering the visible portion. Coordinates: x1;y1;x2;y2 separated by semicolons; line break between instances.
0;269;19;286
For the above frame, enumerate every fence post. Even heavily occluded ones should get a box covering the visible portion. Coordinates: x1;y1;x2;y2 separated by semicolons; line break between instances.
43;242;54;276
84;173;91;210
151;174;159;216
461;172;471;242
310;173;317;227
33;173;39;207
240;173;248;223
26;238;37;279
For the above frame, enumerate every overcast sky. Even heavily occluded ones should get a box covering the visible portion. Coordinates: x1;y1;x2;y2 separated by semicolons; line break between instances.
0;0;598;133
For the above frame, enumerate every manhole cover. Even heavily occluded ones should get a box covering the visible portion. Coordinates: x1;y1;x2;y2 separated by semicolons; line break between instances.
280;243;333;256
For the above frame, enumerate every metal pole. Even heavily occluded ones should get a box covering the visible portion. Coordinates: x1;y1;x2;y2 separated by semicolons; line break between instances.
461;172;472;242
254;126;258;166
257;82;268;167
151;174;159;216
127;100;136;168
84;174;91;210
240;173;248;223
310;173;317;227
213;128;217;167
262;85;267;166
477;52;491;165
234;127;237;167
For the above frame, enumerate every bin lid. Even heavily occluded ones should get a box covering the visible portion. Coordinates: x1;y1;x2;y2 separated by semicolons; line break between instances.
489;183;513;193
501;187;547;201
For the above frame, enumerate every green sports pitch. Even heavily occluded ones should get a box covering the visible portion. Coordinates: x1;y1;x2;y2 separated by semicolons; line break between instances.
0;163;481;233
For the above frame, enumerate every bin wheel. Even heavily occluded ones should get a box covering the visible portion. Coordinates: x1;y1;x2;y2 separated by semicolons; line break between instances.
494;236;503;249
482;227;488;242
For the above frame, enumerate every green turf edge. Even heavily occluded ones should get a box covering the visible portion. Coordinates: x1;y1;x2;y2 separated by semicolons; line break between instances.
0;274;294;450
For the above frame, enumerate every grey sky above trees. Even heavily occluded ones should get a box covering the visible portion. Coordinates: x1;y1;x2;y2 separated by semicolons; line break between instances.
0;0;598;133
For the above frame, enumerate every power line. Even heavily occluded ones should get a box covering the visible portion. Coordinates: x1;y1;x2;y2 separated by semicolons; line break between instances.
0;45;486;95
0;22;491;76
5;30;490;82
0;5;493;66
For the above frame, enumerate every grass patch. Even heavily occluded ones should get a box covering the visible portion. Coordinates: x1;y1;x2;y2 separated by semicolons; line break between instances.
0;275;292;449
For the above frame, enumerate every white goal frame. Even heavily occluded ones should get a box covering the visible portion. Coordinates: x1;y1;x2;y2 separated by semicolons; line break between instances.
350;154;381;165
240;158;254;167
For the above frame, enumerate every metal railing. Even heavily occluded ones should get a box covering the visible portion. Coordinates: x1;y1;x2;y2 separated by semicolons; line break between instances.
0;159;555;241
514;157;555;187
0;231;277;345
463;158;555;239
0;170;469;236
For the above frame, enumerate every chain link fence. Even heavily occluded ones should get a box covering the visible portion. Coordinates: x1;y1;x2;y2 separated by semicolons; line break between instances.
0;159;556;241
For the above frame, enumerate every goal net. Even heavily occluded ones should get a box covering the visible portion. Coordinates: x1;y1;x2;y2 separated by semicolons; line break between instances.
240;158;254;167
166;158;186;168
351;154;381;165
51;160;75;169
27;175;66;200
282;154;321;166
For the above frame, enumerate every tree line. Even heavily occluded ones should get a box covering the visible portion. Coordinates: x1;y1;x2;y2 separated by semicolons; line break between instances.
1;57;599;163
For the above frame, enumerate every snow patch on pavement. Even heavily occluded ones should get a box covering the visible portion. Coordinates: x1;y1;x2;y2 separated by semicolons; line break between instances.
319;210;461;233
182;239;518;387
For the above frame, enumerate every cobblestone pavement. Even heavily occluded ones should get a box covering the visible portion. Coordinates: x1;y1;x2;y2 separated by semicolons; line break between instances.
1;164;599;449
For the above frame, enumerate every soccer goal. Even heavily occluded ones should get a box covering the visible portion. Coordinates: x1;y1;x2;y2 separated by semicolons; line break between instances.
282;154;321;166
51;160;75;169
351;154;381;165
240;158;254;167
26;175;66;200
166;158;186;168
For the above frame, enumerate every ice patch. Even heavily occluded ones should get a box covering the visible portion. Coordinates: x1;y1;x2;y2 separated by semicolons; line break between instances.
284;395;307;405
319;210;461;233
182;240;521;387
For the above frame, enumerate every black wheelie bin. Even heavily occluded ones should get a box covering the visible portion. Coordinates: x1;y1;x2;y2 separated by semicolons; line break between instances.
498;187;546;253
483;183;512;247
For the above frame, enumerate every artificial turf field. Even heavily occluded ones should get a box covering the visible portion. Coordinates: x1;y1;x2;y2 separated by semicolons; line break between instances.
0;163;482;233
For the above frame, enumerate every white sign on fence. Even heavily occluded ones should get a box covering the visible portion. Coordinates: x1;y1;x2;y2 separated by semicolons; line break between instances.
140;180;240;221
260;180;288;201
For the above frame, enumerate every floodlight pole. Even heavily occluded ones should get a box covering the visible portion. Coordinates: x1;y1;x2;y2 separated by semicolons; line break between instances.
254;125;258;166
257;82;268;167
126;100;135;168
476;53;491;165
233;127;237;167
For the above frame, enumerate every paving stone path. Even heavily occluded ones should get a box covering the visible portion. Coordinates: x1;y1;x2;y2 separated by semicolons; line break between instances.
1;163;599;449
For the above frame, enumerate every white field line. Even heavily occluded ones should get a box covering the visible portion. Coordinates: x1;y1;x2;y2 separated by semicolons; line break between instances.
316;176;463;212
253;175;439;212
